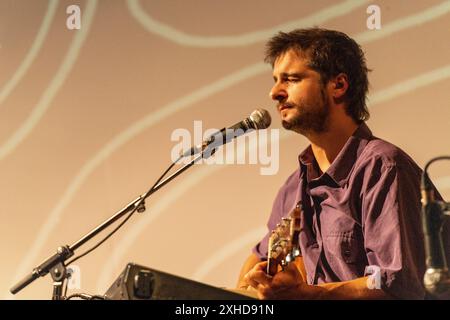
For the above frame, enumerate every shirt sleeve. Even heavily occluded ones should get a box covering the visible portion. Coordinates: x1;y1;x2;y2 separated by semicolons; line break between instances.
361;158;426;299
252;170;301;260
252;184;286;260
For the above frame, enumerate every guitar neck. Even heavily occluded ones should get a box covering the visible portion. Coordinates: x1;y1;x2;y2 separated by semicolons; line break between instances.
266;203;302;276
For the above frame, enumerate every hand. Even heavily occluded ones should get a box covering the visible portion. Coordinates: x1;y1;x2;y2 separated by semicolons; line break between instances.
244;261;307;299
236;283;257;292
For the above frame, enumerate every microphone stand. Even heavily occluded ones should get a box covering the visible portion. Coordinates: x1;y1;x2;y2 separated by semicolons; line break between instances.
421;156;450;297
423;200;450;296
10;152;206;299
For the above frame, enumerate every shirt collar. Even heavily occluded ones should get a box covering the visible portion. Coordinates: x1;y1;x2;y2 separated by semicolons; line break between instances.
298;122;373;187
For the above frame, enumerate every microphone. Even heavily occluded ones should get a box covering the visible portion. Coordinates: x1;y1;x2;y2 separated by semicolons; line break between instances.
421;172;449;295
180;108;271;158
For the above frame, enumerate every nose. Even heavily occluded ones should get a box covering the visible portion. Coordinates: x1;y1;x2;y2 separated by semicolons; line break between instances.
269;82;287;102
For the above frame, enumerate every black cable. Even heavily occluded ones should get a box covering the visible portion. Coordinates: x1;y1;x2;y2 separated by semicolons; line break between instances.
422;156;450;190
65;155;183;267
424;156;450;173
65;210;135;266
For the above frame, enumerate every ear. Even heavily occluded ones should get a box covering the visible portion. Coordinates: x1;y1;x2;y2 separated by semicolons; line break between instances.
331;73;349;99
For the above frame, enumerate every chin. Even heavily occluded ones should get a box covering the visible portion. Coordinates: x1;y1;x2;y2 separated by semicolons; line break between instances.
281;115;308;132
281;113;298;126
281;120;295;131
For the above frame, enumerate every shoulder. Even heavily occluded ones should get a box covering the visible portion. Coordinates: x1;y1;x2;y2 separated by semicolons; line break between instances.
351;137;423;195
357;137;421;174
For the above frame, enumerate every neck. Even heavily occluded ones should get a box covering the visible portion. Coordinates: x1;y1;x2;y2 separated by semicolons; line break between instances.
305;119;359;174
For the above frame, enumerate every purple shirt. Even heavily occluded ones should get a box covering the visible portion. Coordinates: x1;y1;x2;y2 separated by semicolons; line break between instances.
253;123;449;299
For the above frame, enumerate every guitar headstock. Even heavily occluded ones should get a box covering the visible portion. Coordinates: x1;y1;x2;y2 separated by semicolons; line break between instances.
267;203;302;276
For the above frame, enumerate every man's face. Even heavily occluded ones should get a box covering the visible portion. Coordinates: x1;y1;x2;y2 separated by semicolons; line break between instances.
270;49;330;135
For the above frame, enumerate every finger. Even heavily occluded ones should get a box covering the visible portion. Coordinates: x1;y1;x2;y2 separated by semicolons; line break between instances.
248;268;272;287
255;261;268;271
245;271;272;289
257;284;275;300
244;272;259;289
244;261;273;290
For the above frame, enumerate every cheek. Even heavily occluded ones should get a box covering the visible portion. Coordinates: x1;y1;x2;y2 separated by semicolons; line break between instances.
304;85;326;106
289;81;316;99
287;86;304;102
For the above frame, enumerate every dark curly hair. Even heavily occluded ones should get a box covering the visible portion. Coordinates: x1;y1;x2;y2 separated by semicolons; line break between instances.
265;28;370;123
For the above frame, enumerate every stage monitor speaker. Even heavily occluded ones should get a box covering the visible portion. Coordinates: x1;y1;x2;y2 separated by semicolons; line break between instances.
104;263;255;300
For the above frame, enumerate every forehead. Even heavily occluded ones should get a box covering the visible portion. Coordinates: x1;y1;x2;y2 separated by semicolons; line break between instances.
272;49;311;75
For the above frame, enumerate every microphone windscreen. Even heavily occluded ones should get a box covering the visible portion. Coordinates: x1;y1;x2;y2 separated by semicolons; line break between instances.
250;108;271;129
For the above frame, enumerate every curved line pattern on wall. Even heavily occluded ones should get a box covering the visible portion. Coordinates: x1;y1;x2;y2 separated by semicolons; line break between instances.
0;0;98;161
354;1;450;43
126;0;370;47
369;65;450;105
0;0;58;107
8;2;450;298
191;226;267;281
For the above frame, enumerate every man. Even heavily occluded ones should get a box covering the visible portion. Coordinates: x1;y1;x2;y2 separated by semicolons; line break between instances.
237;28;448;299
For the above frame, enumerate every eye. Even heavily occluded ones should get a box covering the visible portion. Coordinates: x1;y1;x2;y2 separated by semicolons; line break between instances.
287;77;301;83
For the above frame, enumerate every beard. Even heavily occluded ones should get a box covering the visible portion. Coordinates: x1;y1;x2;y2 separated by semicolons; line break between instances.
281;88;330;134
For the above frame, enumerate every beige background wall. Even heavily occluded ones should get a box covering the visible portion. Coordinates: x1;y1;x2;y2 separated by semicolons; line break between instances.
1;0;449;299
